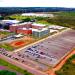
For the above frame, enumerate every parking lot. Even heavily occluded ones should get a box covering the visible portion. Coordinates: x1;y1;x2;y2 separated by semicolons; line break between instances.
0;29;75;71
10;29;75;71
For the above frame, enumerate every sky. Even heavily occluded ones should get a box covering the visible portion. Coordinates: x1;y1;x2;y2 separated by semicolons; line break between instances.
0;0;75;8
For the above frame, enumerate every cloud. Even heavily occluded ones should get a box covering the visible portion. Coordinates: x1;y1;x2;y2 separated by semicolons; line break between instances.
0;0;2;1
0;0;75;8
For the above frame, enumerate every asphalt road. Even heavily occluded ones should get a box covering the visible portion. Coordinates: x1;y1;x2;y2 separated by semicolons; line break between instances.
0;54;48;75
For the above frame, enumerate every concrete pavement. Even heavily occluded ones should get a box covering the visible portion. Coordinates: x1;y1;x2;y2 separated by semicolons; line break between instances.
46;49;75;75
0;54;48;75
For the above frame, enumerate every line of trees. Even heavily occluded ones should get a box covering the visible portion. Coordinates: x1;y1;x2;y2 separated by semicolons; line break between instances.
0;70;16;75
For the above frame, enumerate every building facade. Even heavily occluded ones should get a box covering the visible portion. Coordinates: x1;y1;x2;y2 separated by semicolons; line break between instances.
17;28;32;35
9;22;32;33
32;28;49;37
32;23;46;29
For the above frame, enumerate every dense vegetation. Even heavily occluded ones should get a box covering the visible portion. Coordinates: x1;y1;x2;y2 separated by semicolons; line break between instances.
0;70;16;75
48;12;75;29
55;54;75;75
0;7;75;14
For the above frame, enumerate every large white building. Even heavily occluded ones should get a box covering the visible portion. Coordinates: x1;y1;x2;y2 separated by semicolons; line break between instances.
32;23;46;29
32;28;49;37
22;13;54;17
0;20;20;24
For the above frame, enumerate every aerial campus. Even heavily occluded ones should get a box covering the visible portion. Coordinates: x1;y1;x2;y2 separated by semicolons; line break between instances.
0;7;75;75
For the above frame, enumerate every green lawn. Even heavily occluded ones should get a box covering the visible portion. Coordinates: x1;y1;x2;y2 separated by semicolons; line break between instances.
0;58;33;75
36;20;52;26
9;14;34;20
55;54;75;75
0;31;11;35
0;43;13;51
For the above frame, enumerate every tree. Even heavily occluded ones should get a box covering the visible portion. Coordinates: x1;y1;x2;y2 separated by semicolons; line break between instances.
22;18;31;22
0;16;4;20
3;25;9;30
55;71;63;75
0;70;16;75
35;17;46;21
0;24;2;28
7;17;16;20
24;70;33;75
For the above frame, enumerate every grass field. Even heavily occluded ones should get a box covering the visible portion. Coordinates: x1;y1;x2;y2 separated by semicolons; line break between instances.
56;12;75;17
9;14;34;20
0;43;13;51
55;54;75;75
0;31;13;39
0;31;12;35
0;58;33;75
36;20;51;25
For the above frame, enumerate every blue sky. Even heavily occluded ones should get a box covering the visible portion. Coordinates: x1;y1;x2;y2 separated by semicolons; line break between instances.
0;0;75;8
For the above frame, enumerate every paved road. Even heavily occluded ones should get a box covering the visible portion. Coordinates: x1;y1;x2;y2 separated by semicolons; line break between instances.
0;54;48;75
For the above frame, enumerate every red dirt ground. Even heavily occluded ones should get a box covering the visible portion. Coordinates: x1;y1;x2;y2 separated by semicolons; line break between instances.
10;40;26;48
14;41;25;46
10;36;35;48
72;59;75;64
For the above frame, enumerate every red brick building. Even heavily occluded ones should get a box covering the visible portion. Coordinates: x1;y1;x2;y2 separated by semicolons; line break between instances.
17;28;32;34
9;22;32;33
